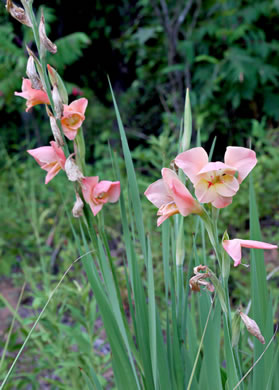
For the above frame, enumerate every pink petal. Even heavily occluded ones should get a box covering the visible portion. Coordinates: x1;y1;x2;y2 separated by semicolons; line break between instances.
224;147;257;183
157;215;169;227
90;203;103;216
22;78;32;91
211;195;232;209
94;180;121;203
144;178;172;208
50;141;66;168
175;147;208;184
223;239;277;267
45;162;61;184
195;179;218;203
14;79;32;96
222;239;242;266
68;98;88;114
214;175;239;197
163;169;201;216
14;90;29;99
81;176;99;203
239;239;277;251
197;161;236;175
61;125;79;140
27;146;57;166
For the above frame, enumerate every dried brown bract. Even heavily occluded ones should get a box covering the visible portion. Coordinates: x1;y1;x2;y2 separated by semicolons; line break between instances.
6;0;32;27
39;11;57;54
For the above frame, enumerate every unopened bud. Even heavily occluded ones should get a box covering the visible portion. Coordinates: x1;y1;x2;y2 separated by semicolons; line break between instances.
239;311;265;344
65;154;84;182
72;193;84;218
47;64;68;104
39;11;57;55
6;0;32;27
26;56;42;90
52;85;64;119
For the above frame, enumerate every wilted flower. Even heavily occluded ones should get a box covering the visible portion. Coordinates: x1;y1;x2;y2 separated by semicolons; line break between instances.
82;177;121;216
189;265;214;293
39;11;57;54
49;114;64;147
61;98;88;140
6;0;32;27
222;238;277;267
72;193;84;218
26;56;42;90
144;168;203;226
52;85;64;119
65;154;84;182
15;78;49;112
175;146;257;208
27;141;66;184
239;311;265;344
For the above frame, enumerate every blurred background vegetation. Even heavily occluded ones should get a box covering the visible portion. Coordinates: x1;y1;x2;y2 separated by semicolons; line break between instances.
1;0;279;388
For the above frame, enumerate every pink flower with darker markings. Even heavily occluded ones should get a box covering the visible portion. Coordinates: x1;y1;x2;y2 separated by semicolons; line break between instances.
82;177;121;216
15;78;50;112
61;98;88;140
27;141;66;184
222;239;277;267
144;168;203;227
175;147;257;209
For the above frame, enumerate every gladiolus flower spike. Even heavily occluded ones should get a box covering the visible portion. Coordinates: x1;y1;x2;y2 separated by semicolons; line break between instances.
27;141;66;184
175;146;257;209
82;177;121;216
222;239;277;267
144;168;203;227
15;78;50;112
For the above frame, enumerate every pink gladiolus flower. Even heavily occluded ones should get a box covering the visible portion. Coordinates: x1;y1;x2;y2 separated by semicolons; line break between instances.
82;177;121;216
15;78;50;112
61;98;88;140
222;239;277;267
175;146;257;208
27;141;66;184
144;168;203;226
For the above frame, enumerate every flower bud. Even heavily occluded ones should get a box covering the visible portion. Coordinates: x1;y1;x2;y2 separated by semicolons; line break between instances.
26;56;42;90
6;0;32;27
52;85;64;119
65;154;84;182
47;64;68;104
239;311;265;344
72;193;84;218
39;11;57;55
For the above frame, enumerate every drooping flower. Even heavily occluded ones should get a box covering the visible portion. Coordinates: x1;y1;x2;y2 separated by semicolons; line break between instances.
222;238;277;267
27;141;66;184
175;146;257;208
15;78;50;112
144;168;203;227
82;177;121;216
61;98;88;140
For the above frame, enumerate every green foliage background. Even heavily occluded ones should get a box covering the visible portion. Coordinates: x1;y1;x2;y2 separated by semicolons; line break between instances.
1;0;279;388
